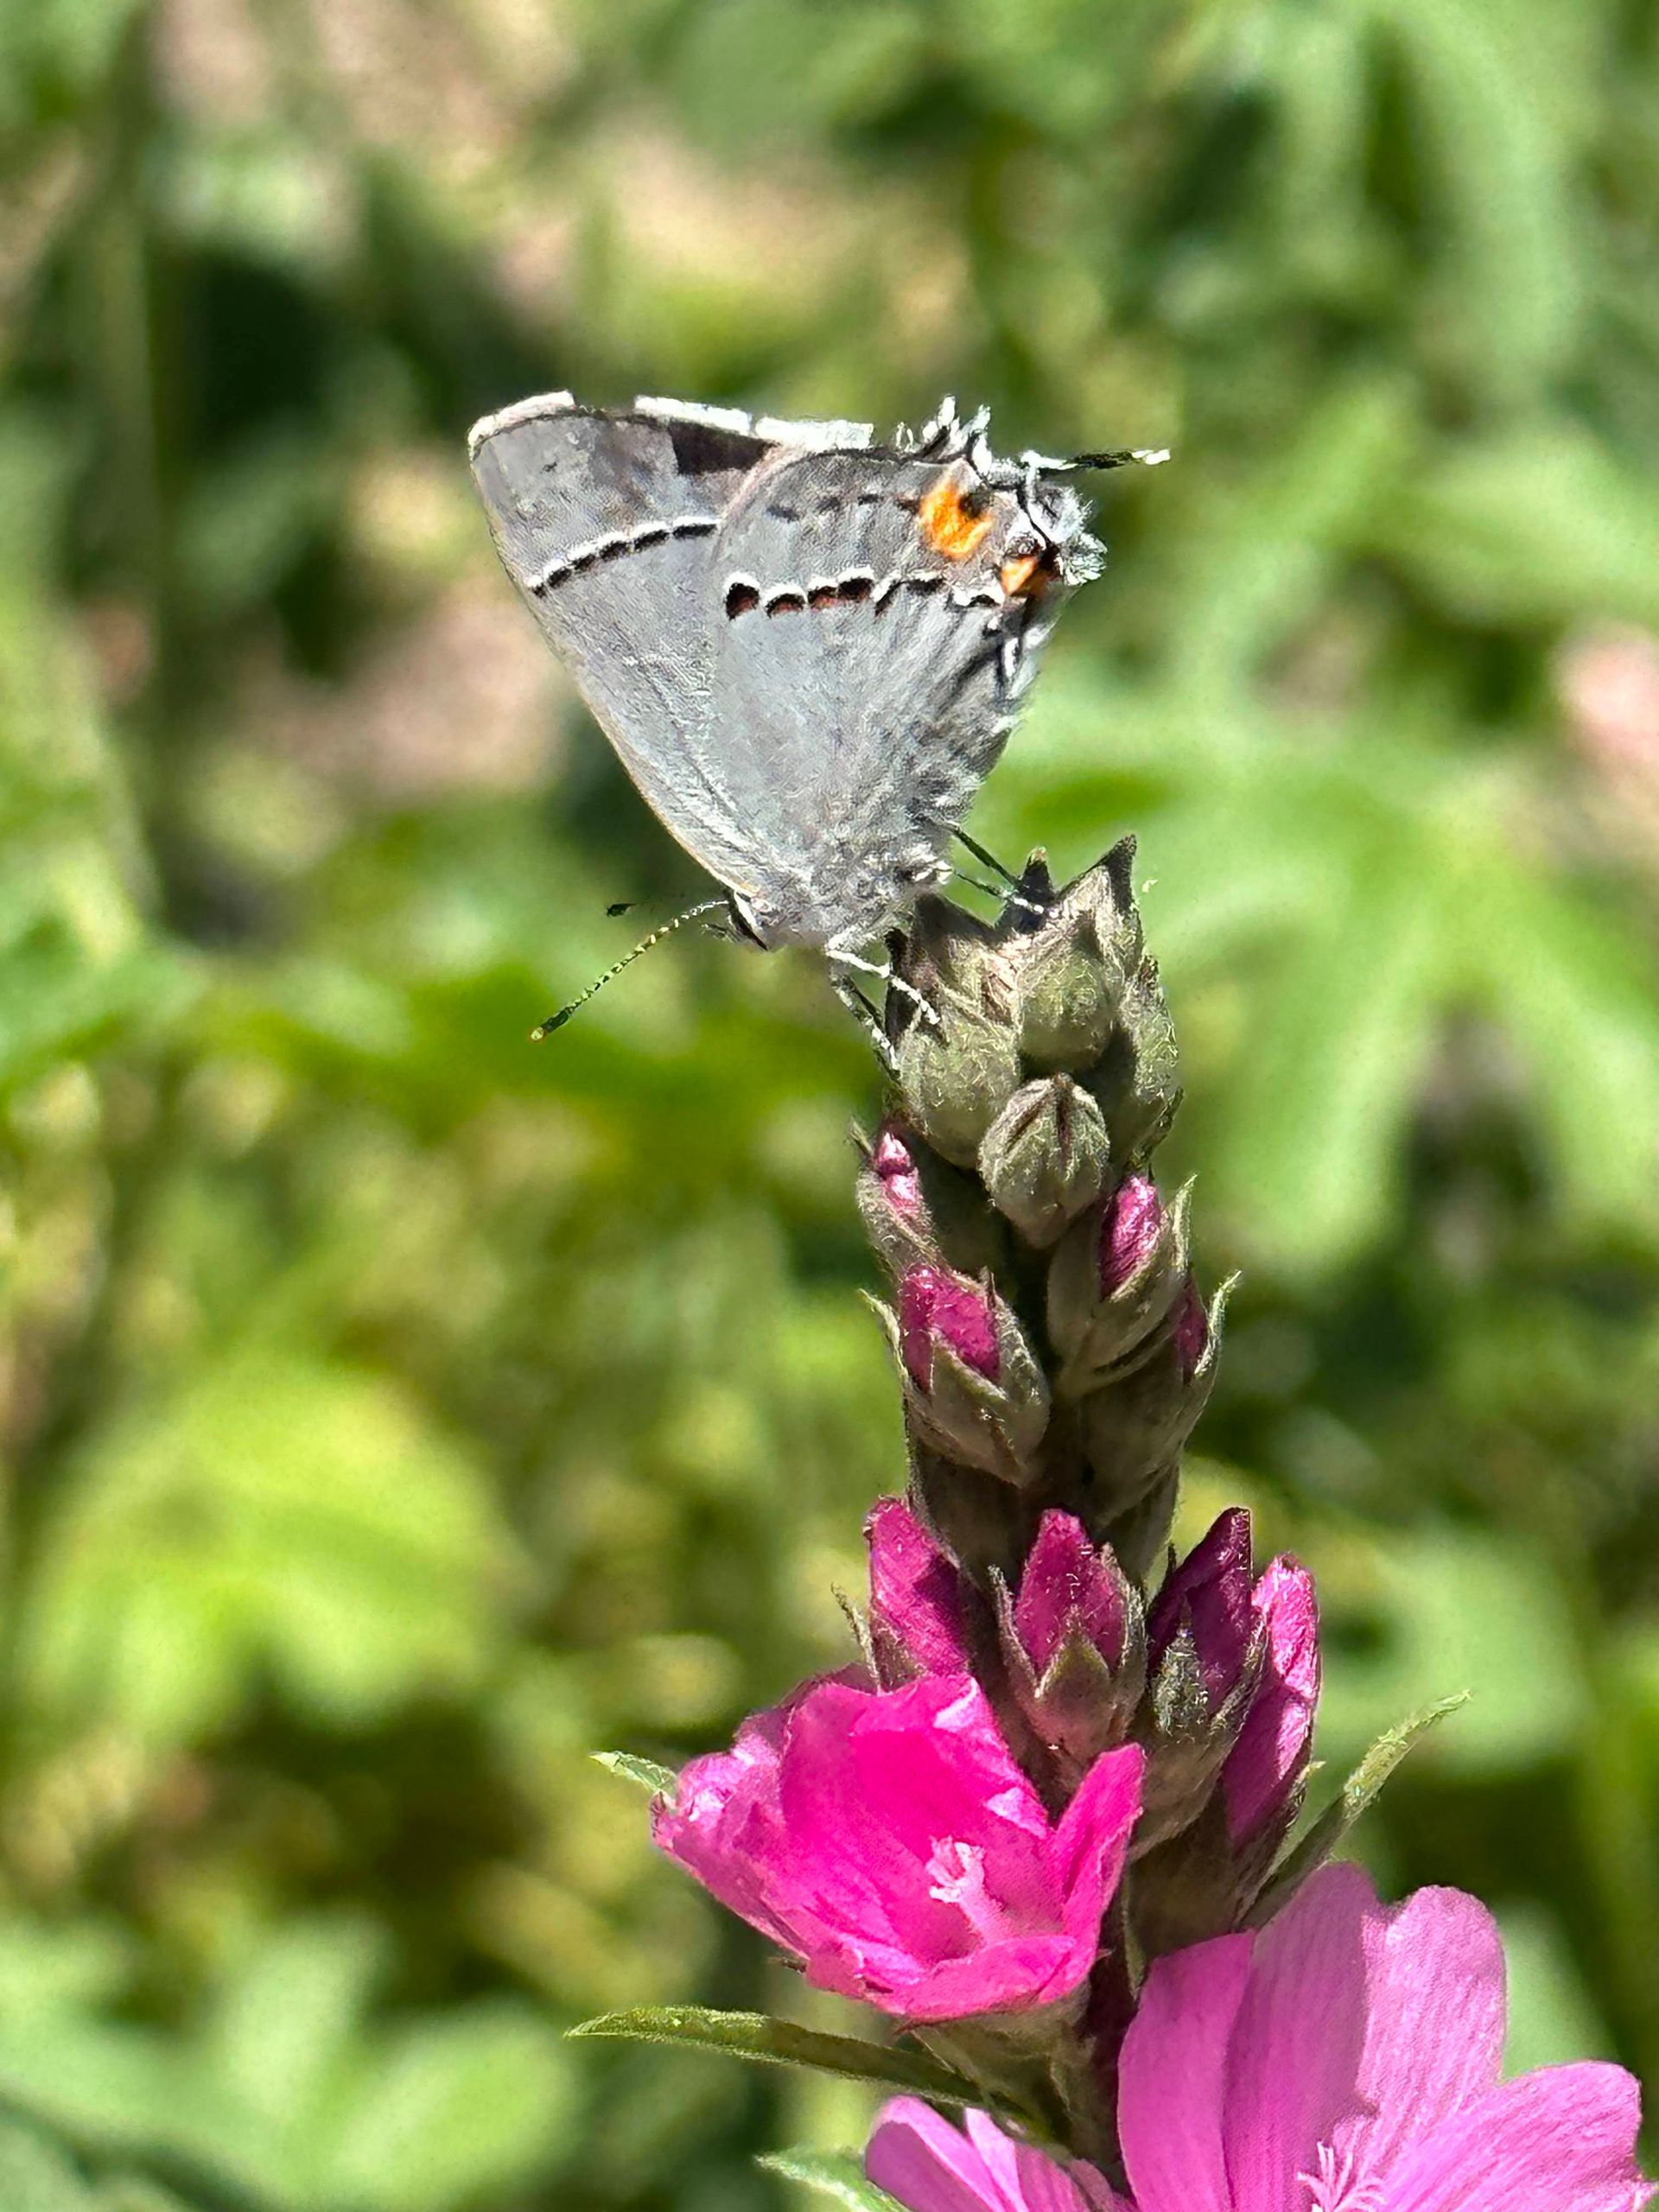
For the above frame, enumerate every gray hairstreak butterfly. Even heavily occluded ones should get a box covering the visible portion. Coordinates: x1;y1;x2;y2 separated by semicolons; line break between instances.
467;391;1165;1027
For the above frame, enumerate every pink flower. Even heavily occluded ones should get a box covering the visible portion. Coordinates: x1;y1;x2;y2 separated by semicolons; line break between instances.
900;1265;1001;1389
652;1672;1143;2024
865;1864;1651;2212
868;2099;1124;2212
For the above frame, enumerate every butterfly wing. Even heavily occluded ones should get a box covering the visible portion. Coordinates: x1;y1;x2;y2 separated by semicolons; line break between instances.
469;395;874;897
703;441;1099;944
469;395;1102;946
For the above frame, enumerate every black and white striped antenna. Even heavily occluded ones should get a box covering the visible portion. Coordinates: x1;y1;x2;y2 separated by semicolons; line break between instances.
532;899;727;1039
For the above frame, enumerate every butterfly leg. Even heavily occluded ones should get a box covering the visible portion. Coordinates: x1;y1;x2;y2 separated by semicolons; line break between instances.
830;971;899;1071
827;945;940;1030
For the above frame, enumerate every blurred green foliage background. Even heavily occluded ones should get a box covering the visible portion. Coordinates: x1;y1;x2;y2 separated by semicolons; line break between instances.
3;0;1659;2203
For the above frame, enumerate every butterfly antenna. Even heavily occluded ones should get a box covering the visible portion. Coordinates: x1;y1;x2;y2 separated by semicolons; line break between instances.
953;828;1027;889
1066;445;1171;471
532;899;728;1039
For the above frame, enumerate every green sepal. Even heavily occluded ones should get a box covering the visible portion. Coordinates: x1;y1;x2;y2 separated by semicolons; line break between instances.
760;2148;906;2212
568;2006;982;2103
1248;1692;1469;1925
592;1751;677;1799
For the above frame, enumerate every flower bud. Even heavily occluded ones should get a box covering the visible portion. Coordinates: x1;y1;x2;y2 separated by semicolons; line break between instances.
899;1266;1000;1388
893;987;1023;1169
1084;956;1182;1163
1130;1543;1321;1952
884;1265;1051;1484
855;1121;1006;1282
1141;1503;1256;1849
1075;1277;1224;1530
1046;1173;1192;1387
1148;1508;1255;1708
1219;1554;1319;1853
978;1077;1112;1249
995;1511;1146;1779
863;1496;978;1684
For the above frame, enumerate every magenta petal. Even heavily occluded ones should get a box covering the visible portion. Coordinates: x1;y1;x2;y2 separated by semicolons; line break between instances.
1053;1742;1144;1950
1328;1883;1505;2190
886;1935;1093;2023
1378;2063;1650;2212
866;2098;1011;2212
1118;1931;1253;2212
962;2109;1131;2212
1014;1512;1127;1675
899;1266;1001;1388
1100;1173;1164;1293
1222;1554;1320;1845
867;1497;975;1675
1219;1860;1373;2212
865;2101;1128;2212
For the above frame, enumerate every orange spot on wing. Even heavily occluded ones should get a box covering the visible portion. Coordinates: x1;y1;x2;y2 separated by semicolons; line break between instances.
1000;550;1049;600
918;472;995;561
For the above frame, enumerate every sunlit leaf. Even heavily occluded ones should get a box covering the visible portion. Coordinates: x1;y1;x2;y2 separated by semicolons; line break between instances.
761;2147;906;2212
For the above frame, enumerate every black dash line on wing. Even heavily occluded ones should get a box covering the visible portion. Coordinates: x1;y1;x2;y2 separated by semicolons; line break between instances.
529;514;715;594
725;570;877;620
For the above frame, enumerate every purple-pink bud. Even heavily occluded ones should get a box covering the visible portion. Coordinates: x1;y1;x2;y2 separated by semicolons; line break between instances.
871;1123;925;1219
1100;1173;1165;1294
1222;1554;1320;1847
1148;1507;1254;1708
864;1498;975;1680
899;1265;1001;1389
1013;1511;1129;1677
1173;1280;1208;1380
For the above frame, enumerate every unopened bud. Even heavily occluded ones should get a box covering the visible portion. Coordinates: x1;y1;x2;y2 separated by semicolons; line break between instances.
1047;1174;1192;1388
893;987;1023;1169
995;1511;1146;1779
855;1121;1006;1281
1084;956;1182;1163
1220;1554;1319;1853
899;1265;1001;1389
1008;840;1145;1072
978;1077;1111;1248
1132;1541;1323;1950
862;1496;978;1684
1076;1280;1224;1530
883;1265;1051;1484
1135;1510;1260;1851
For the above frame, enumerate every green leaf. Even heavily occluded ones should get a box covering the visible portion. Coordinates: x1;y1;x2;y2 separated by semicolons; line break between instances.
0;2119;94;2211
761;2147;906;2212
19;1351;527;1744
1249;1694;1469;1924
592;1751;677;1799
568;2007;982;2105
1211;839;1446;1273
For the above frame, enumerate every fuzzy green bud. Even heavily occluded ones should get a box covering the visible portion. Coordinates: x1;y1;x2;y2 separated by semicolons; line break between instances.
978;1077;1112;1249
893;987;1023;1169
